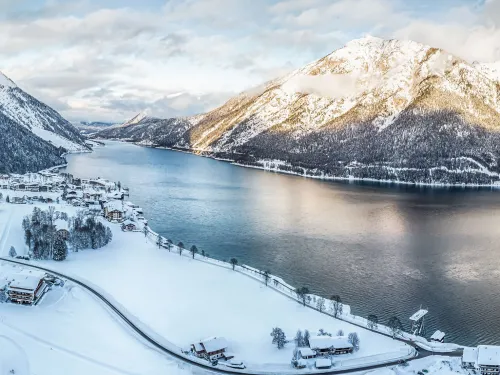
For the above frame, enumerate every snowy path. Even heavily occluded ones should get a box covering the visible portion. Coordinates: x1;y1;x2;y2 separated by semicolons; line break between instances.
0;257;428;375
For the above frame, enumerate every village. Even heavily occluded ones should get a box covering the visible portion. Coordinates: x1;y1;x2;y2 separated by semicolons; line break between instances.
0;169;499;374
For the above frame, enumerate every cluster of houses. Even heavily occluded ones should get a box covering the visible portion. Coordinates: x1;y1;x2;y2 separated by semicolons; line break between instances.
463;346;500;375
0;269;50;305
0;173;65;192
293;335;354;369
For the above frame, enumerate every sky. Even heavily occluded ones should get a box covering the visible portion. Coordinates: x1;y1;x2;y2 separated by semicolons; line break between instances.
0;0;499;123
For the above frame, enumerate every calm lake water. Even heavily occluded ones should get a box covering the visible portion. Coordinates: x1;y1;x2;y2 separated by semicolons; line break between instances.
65;141;500;347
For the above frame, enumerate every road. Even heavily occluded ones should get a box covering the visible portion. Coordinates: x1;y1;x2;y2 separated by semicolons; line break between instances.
0;257;461;375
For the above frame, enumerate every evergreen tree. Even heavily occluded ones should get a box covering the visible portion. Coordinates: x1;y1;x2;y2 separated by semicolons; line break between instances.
296;287;310;306
53;234;68;261
337;329;344;336
294;330;304;347
0;289;7;303
8;246;16;258
303;330;310;347
263;270;271;286
270;327;286;349
5;195;9;203
166;239;173;252
177;242;184;256
190;245;198;259
0;192;3;201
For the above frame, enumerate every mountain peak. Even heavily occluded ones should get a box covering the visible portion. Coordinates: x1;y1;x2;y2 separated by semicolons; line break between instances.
0;71;17;88
121;111;150;127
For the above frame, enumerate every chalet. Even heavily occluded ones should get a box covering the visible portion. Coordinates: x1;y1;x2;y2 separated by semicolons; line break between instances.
11;197;25;204
104;201;124;222
121;220;137;231
430;330;445;343
192;337;228;361
298;348;316;359
315;358;332;369
13;183;26;191
39;185;50;192
55;219;70;240
309;336;353;355
26;183;39;192
7;269;47;305
463;347;478;369
477;346;500;375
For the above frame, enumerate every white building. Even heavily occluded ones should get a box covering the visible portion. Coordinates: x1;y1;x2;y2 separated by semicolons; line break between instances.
463;347;478;369
478;346;500;375
430;330;445;343
7;269;47;305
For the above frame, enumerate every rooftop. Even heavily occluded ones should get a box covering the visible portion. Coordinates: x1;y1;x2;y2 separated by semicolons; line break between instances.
478;345;500;366
430;330;445;341
200;337;228;353
409;309;428;321
8;274;43;291
463;347;478;364
309;336;353;350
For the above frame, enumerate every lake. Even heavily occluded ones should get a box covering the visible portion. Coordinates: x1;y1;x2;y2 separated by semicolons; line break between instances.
65;141;500;346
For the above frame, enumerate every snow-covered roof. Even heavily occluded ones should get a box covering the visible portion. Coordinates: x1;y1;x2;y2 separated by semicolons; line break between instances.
430;330;445;341
309;336;353;350
298;348;316;357
409;309;428;321
463;347;478;363
105;200;123;211
201;337;228;353
8;274;42;291
478;345;500;366
192;343;204;352
315;358;331;368
122;219;136;226
16;269;46;278
54;219;69;231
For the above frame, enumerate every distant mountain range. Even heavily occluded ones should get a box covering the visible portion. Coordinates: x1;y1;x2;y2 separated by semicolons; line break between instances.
72;121;117;136
0;72;89;173
95;37;500;185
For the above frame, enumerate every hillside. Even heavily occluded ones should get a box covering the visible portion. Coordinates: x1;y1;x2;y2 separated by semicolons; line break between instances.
95;37;500;185
0;72;89;152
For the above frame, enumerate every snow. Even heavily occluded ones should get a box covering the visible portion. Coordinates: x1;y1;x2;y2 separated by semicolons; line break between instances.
0;336;29;375
462;347;478;364
309;336;352;350
0;195;414;373
8;273;42;291
298;348;315;357
409;309;428;321
477;345;500;366
54;218;69;231
430;330;445;341
200;337;228;353
0;72;16;88
314;358;331;368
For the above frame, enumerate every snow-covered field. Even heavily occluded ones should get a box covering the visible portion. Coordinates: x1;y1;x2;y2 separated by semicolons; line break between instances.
365;356;468;375
0;261;189;375
0;194;414;373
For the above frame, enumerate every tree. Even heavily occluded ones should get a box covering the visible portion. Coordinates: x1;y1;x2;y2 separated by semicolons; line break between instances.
105;227;113;245
143;225;148;237
166;239;173;252
230;258;238;270
263;270;271;286
337;329;344;336
367;315;378;330
177;242;184;256
329;295;343;318
316;297;326;312
0;289;7;303
190;245;198;259
318;329;331;336
294;330;304;347
348;332;360;351
0;192;3;201
156;235;162;249
117;181;121;190
387;316;403;337
9;246;16;258
53;234;68;261
270;327;286;349
24;229;32;251
296;287;310;306
5;195;9;203
303;330;310;347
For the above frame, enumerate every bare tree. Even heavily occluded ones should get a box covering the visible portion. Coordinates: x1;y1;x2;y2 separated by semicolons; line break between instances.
230;258;238;270
166;239;173;252
263;270;271;286
387;316;403;338
190;245;198;259
337;329;344;336
329;295;343;318
367;314;378;330
296;286;310;306
156;235;162;249
348;332;360;351
177;242;184;256
316;297;326;312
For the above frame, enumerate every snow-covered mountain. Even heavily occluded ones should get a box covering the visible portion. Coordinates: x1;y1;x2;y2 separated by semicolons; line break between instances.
96;37;500;185
0;72;88;152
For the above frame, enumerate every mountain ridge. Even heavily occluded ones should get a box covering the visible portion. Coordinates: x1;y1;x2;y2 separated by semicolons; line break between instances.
95;37;500;185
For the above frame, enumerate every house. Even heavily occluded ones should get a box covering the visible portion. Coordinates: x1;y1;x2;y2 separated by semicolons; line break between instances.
7;269;47;305
104;201;124;222
477;346;500;375
430;330;445;343
55;219;70;240
191;342;206;358
39;185;50;192
298;348;316;359
11;196;25;204
26;183;39;192
463;347;478;369
121;219;137;231
315;358;332;369
194;337;228;361
309;336;353;355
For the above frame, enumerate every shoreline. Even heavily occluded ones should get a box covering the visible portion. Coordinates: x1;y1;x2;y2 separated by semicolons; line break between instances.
94;138;500;189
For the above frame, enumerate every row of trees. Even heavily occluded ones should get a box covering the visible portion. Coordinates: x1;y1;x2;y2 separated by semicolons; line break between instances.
272;328;360;351
71;212;112;252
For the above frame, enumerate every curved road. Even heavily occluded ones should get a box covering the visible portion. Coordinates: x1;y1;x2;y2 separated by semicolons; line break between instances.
0;257;461;375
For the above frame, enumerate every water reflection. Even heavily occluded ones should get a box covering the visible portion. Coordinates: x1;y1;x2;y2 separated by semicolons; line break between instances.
65;142;500;346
